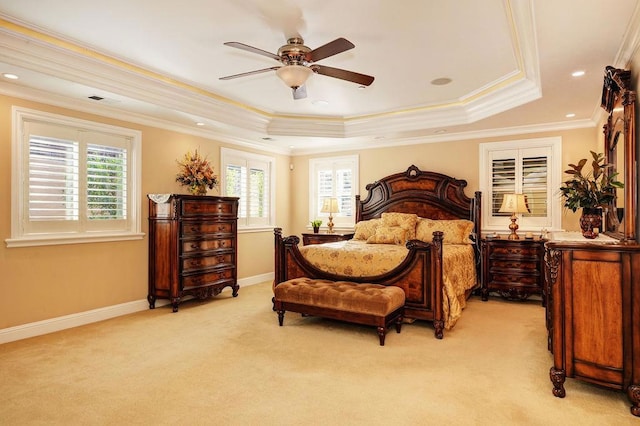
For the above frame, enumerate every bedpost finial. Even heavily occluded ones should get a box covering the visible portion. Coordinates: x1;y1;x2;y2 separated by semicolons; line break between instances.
406;164;421;178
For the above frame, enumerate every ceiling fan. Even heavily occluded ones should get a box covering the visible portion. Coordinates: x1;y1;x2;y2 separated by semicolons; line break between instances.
219;37;374;99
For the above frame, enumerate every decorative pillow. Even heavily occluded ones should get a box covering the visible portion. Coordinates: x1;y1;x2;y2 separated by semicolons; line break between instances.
381;212;418;240
416;218;475;244
353;218;382;240
366;226;408;245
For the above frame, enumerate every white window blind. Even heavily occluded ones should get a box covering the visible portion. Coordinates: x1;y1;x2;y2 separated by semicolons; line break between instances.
8;107;142;247
221;148;274;229
480;138;561;232
309;155;359;229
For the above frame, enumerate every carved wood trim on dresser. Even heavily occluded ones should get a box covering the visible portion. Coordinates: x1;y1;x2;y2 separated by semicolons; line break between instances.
148;194;239;312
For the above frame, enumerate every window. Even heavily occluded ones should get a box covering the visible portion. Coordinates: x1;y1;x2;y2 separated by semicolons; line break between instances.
309;155;359;229
7;107;142;247
221;147;275;230
479;137;562;232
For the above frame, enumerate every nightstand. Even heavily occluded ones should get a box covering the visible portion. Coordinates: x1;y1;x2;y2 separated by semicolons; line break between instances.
302;232;354;245
481;235;546;303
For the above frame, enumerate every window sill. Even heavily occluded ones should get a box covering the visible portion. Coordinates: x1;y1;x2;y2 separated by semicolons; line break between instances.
5;232;145;248
238;226;276;234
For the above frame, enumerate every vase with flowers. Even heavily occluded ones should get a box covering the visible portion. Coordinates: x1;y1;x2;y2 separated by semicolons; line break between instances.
176;149;218;195
559;151;623;238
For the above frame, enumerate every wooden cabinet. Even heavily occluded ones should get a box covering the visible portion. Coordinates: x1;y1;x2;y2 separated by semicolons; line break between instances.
148;194;239;312
301;232;354;245
481;236;545;303
544;242;640;417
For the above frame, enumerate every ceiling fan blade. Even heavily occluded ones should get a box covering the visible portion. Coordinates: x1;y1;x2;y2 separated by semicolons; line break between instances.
219;66;280;80
308;38;355;62
312;65;374;86
292;85;307;100
223;42;281;61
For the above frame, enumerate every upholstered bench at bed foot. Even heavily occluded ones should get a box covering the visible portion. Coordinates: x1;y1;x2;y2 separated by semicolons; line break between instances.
273;278;405;346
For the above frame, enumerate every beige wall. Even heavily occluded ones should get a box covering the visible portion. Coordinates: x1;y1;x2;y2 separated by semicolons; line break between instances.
291;127;601;236
2;55;636;329
0;95;290;329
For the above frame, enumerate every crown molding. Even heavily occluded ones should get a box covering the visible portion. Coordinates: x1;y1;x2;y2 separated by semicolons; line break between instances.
0;3;541;141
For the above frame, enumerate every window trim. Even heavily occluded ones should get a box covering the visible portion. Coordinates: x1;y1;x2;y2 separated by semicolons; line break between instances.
479;137;562;233
220;147;275;232
6;106;143;248
308;154;359;230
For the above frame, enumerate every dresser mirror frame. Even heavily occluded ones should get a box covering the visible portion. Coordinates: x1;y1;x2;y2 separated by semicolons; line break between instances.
601;66;637;241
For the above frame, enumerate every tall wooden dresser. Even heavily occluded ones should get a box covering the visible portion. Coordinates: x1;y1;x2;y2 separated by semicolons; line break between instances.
148;194;239;312
544;240;640;416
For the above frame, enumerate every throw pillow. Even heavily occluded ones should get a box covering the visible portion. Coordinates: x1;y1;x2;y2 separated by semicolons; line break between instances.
366;225;408;245
381;212;418;240
415;218;474;244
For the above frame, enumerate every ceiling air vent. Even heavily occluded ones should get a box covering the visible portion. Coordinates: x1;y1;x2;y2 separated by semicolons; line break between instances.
88;95;104;101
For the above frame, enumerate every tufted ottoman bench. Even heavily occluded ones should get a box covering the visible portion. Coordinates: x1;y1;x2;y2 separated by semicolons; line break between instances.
273;278;405;346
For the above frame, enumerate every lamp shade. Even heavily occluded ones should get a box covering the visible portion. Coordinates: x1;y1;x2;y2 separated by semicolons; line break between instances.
499;193;530;214
276;65;312;88
321;197;340;214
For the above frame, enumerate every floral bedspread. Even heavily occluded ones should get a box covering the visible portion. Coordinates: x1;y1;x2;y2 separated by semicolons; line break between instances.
299;240;476;329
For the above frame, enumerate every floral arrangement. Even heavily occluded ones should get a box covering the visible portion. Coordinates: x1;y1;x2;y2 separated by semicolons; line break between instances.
175;149;218;195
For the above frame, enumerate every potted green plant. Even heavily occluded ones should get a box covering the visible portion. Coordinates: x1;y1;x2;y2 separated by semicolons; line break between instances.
559;151;623;237
310;220;323;233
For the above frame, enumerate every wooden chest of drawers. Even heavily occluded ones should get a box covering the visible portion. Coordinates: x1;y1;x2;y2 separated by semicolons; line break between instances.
148;194;239;312
481;236;545;302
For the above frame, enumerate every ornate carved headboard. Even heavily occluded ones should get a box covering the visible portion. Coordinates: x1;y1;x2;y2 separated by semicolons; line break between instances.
356;164;482;240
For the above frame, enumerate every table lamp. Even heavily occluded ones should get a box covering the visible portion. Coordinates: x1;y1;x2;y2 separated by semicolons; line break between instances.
321;197;340;234
499;193;529;240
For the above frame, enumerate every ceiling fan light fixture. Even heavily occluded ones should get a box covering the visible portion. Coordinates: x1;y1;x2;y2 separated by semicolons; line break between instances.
276;65;312;88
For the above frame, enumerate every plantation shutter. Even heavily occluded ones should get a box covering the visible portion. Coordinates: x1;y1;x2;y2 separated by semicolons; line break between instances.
309;155;358;229
485;145;554;230
224;155;270;226
522;156;548;218
28;135;79;225
22;120;132;235
225;163;247;219
248;159;269;226
491;154;516;217
335;167;353;218
317;169;333;218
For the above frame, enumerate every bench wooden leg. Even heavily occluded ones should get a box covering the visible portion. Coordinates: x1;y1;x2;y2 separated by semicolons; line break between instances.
395;315;403;333
277;310;285;326
377;326;386;346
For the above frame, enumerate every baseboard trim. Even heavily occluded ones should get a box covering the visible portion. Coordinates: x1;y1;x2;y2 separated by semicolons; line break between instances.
0;273;273;344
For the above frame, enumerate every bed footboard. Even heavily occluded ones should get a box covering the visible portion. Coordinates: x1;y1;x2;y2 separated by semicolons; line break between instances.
273;228;445;338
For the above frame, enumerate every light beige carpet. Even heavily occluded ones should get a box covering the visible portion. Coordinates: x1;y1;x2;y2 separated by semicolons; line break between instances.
0;282;635;425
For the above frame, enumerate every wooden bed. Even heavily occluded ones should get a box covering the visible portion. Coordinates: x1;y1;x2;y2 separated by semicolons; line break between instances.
273;165;482;338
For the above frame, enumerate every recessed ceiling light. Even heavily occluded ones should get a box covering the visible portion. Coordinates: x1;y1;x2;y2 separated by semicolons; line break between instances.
312;100;329;106
195;122;205;126
2;73;18;80
434;129;447;134
431;77;452;86
571;70;585;77
565;113;576;118
374;136;385;140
